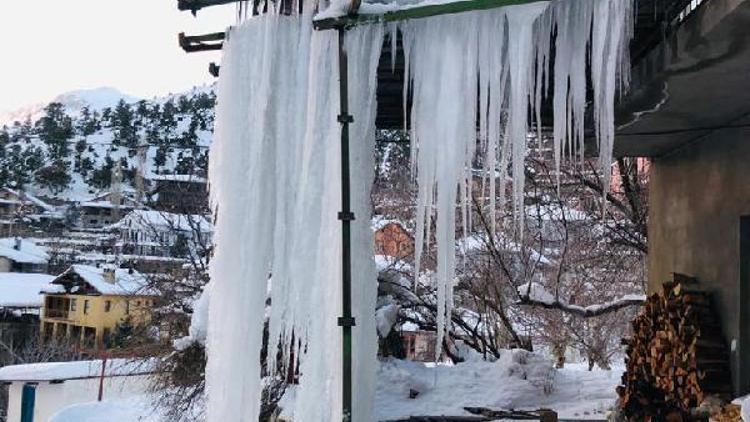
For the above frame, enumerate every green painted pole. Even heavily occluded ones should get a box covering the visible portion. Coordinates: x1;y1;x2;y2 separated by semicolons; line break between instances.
336;27;356;422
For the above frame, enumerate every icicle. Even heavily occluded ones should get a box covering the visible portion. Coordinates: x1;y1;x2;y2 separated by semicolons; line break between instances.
505;2;549;236
208;12;383;422
401;0;633;359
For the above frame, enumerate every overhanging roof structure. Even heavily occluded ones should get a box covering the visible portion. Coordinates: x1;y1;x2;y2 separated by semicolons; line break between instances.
179;0;737;157
614;0;750;157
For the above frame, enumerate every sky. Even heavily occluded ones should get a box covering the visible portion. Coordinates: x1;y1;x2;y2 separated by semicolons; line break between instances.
0;0;237;114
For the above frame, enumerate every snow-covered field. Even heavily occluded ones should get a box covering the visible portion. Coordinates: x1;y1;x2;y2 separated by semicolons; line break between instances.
49;352;621;421
374;352;620;421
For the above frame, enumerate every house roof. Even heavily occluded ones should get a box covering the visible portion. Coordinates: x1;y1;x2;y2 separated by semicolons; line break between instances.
110;209;212;233
0;238;49;264
150;174;208;184
3;187;57;212
0;358;157;382
0;273;57;308
1;188;56;212
79;200;135;209
49;264;153;296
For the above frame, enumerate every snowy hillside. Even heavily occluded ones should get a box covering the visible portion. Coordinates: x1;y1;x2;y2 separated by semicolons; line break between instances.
0;85;215;201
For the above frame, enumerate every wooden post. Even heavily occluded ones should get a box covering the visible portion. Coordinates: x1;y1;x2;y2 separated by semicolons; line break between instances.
538;409;558;422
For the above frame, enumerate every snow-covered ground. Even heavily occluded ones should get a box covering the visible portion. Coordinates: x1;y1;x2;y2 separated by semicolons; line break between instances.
375;353;620;421
46;353;622;421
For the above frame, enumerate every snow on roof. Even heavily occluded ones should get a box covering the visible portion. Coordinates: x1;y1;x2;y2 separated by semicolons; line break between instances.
52;264;153;296
0;273;57;308
150;174;207;184
1;188;56;212
0;358;156;382
50;395;166;422
0;238;49;264
84;188;139;204
110;209;212;233
371;216;410;232
79;200;135;209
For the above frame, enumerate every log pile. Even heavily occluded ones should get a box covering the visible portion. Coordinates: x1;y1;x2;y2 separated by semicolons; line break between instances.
617;277;733;420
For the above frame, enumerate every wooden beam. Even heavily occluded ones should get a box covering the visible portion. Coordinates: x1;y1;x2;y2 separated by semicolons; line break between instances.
313;0;546;30
209;62;221;77
179;32;225;53
177;0;241;13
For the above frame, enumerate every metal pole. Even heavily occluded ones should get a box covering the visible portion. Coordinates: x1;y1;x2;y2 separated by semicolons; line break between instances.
336;27;356;422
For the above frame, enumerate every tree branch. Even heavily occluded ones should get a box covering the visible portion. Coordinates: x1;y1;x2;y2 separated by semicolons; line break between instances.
516;294;646;318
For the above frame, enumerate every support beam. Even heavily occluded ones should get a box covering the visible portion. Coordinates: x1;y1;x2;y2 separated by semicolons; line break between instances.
177;0;241;13
179;32;225;53
313;0;545;30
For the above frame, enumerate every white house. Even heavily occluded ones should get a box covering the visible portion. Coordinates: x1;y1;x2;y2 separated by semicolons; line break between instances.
0;238;49;273
109;210;212;257
0;359;155;422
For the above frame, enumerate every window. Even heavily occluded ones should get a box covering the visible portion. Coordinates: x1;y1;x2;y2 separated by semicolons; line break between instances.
104;300;111;312
83;300;90;315
70;299;77;312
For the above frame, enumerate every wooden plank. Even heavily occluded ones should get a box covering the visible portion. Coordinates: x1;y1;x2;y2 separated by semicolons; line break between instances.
313;0;546;30
179;32;225;53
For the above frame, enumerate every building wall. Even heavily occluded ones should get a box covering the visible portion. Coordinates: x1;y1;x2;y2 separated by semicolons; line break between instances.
5;374;150;422
648;126;750;394
41;294;154;347
0;257;12;272
374;223;414;258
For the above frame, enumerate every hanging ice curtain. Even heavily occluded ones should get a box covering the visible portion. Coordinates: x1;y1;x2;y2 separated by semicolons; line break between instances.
207;13;383;422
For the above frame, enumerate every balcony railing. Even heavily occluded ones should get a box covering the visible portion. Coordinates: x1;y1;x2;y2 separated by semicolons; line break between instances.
44;309;69;319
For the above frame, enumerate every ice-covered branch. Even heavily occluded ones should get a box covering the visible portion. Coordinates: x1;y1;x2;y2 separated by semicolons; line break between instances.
516;282;645;318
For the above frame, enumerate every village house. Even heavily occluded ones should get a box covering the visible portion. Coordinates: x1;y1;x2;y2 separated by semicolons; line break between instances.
0;273;56;358
0;188;62;235
76;190;139;230
400;324;437;362
149;173;208;214
0;359;155;422
373;219;414;259
40;264;155;349
0;238;49;273
110;209;212;258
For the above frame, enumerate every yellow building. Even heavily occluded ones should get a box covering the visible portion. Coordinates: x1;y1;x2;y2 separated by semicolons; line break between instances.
40;264;156;349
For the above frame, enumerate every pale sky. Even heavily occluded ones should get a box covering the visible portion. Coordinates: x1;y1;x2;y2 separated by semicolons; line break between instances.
0;0;237;114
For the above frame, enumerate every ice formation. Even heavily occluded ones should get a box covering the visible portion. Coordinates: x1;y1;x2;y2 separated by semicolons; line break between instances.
403;0;633;359
208;0;633;420
208;10;381;422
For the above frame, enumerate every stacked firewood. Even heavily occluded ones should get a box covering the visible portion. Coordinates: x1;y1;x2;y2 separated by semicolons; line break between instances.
617;276;733;420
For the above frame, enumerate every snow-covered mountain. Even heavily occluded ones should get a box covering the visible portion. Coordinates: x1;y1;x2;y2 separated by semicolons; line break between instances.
0;87;140;127
0;86;216;202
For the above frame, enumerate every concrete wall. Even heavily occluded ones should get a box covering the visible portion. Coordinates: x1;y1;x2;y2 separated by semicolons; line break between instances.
5;374;150;422
648;125;750;394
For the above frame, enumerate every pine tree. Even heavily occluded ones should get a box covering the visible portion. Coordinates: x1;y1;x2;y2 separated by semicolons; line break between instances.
37;102;73;158
35;160;71;194
112;100;138;147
